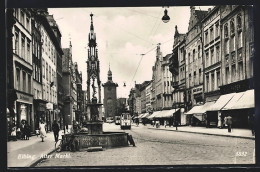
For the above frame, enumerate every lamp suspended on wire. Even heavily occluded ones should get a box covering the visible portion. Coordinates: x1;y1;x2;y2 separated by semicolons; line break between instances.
162;6;170;23
123;82;126;87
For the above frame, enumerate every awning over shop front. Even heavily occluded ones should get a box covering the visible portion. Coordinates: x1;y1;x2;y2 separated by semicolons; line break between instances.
148;111;160;119
141;113;150;119
193;114;203;121
227;89;255;110
185;105;203;115
159;108;180;118
208;93;236;111
222;91;245;110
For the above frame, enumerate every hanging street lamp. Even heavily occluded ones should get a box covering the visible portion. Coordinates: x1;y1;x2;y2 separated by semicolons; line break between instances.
162;7;170;23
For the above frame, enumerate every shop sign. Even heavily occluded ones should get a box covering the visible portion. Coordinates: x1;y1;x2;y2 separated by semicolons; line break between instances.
46;103;53;110
193;86;203;94
16;92;33;103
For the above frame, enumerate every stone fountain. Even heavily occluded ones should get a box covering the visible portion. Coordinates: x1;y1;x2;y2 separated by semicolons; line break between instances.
65;13;129;150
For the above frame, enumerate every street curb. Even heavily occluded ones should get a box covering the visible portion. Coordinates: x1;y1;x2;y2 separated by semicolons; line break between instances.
148;127;255;140
28;147;57;167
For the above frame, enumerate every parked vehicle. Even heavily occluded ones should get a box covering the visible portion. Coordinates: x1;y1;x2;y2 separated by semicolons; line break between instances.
120;113;131;129
115;116;121;125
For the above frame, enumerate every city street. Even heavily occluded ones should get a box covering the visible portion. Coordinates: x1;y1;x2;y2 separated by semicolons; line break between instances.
36;123;255;166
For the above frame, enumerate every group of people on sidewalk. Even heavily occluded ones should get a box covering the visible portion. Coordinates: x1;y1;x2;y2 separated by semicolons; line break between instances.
38;120;60;142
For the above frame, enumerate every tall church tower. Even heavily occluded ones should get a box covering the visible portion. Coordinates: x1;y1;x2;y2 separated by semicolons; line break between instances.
102;64;118;121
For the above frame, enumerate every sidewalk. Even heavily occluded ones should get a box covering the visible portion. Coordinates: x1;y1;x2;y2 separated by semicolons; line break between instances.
146;125;255;139
7;130;64;167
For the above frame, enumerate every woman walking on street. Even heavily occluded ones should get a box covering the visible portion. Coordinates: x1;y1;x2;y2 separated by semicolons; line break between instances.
39;120;47;142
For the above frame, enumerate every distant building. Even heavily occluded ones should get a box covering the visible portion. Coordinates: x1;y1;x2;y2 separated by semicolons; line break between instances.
102;66;118;121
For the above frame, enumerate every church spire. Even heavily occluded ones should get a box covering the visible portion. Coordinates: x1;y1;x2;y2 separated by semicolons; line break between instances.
90;13;94;31
88;12;96;47
174;25;179;37
108;63;112;81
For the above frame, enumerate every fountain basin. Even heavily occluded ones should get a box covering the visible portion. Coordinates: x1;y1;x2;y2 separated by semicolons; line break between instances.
65;132;129;149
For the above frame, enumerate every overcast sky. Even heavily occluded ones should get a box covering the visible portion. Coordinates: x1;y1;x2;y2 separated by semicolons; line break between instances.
48;6;213;99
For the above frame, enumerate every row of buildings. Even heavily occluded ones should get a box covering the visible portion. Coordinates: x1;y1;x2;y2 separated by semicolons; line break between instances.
6;8;86;139
129;5;254;128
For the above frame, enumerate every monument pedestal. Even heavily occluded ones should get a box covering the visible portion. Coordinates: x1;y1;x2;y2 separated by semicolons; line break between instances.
86;121;103;134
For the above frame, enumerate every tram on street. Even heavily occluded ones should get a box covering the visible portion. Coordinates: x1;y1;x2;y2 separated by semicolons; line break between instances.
115;116;121;125
120;113;131;129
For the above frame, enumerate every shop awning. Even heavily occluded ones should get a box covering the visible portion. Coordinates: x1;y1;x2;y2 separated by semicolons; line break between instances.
227;89;255;110
161;108;179;118
141;113;150;119
222;91;245;110
193;114;203;121
200;101;215;113
148;111;160;119
208;93;236;111
185;105;204;115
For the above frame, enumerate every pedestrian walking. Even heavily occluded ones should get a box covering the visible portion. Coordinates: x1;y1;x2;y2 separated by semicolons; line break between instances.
52;120;60;142
164;120;167;128
152;120;155;127
226;115;232;133
39;120;47;142
20;120;26;140
24;121;31;140
217;113;222;128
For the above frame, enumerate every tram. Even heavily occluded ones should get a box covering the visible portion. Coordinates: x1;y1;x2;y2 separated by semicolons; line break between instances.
120;113;131;129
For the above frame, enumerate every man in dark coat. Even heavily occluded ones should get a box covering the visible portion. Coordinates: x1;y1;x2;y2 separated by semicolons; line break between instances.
52;120;60;142
226;115;232;133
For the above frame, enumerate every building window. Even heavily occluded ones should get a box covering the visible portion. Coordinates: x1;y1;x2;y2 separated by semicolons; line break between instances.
14;30;19;54
216;46;220;62
231;65;236;82
206;51;209;67
206;75;209;92
46;63;48;81
16;68;20;90
194;71;196;86
188;53;191;64
217;71;220;88
225;39;229;55
26;16;30;31
226;67;230;84
199;68;202;84
230;19;235;35
211;48;214;65
49;66;51;82
42;59;45;78
193;49;195;62
210;27;214;42
20;10;24;25
189;74;191;88
238;32;243;48
33;64;35;80
237;14;242;31
231;52;236;64
231;35;235;52
28;75;31;94
211;73;215;91
21;35;25;59
198;45;201;58
23;71;26;92
205;31;208;44
224;23;229;38
215;21;219;37
27;40;30;61
239;62;243;80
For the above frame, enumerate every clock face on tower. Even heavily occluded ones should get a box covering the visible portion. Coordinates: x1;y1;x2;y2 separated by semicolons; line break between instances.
91;55;95;61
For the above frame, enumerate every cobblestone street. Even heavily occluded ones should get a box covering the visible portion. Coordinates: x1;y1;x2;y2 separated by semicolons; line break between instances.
36;124;255;166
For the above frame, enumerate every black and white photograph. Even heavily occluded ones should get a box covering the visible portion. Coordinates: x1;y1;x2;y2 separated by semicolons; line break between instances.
4;1;258;169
